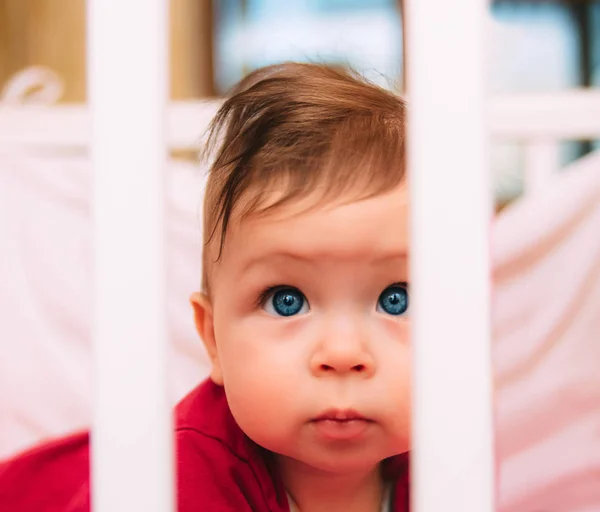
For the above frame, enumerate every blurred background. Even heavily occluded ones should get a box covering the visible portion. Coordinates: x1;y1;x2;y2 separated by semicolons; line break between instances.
1;0;599;206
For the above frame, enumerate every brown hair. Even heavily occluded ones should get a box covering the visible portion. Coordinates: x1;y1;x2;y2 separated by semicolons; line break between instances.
201;62;407;294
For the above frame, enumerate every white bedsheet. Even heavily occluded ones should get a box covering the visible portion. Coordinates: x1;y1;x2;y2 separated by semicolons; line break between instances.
0;151;211;459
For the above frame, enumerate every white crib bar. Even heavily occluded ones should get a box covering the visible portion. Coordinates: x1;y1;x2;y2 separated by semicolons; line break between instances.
87;1;174;511
404;0;495;511
524;139;560;195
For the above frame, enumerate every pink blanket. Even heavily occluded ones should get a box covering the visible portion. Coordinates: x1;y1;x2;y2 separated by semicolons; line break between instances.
493;152;600;511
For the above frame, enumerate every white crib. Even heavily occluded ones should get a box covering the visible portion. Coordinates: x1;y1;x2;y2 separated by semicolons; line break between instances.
0;0;599;511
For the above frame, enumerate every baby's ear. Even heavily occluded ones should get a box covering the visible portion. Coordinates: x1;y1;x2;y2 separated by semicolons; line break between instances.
190;292;224;385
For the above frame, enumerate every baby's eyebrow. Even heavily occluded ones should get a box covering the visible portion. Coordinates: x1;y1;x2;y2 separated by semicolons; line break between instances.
240;249;408;273
240;251;310;273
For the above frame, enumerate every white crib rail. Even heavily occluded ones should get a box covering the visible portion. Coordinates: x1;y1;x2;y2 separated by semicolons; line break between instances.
87;0;174;511
489;90;600;139
1;90;600;150
0;101;221;152
524;140;561;194
489;89;600;195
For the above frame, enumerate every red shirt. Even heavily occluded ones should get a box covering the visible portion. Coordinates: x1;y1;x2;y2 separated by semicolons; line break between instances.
0;379;410;511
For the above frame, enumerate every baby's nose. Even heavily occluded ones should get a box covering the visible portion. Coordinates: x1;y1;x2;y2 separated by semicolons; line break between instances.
310;320;376;377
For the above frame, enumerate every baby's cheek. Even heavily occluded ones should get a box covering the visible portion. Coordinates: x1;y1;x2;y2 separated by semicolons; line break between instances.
224;376;293;451
388;367;412;451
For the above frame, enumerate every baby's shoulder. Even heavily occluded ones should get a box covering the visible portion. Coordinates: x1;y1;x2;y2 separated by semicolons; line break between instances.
175;379;288;511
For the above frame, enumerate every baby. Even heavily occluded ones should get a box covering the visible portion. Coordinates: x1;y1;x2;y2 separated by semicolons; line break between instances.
0;62;411;512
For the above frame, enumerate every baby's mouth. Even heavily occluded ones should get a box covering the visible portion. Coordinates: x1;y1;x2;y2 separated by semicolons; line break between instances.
310;409;374;440
312;408;370;422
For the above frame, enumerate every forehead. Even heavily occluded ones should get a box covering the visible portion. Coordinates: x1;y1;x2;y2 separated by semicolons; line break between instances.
215;185;410;278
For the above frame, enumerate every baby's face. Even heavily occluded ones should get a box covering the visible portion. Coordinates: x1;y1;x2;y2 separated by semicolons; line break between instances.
197;184;411;474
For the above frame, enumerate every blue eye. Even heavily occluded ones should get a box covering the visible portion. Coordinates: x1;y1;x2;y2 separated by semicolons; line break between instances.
377;285;409;316
263;287;308;317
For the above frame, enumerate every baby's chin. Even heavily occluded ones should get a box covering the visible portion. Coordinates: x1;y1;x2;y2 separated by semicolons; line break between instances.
272;444;398;476
242;423;408;475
